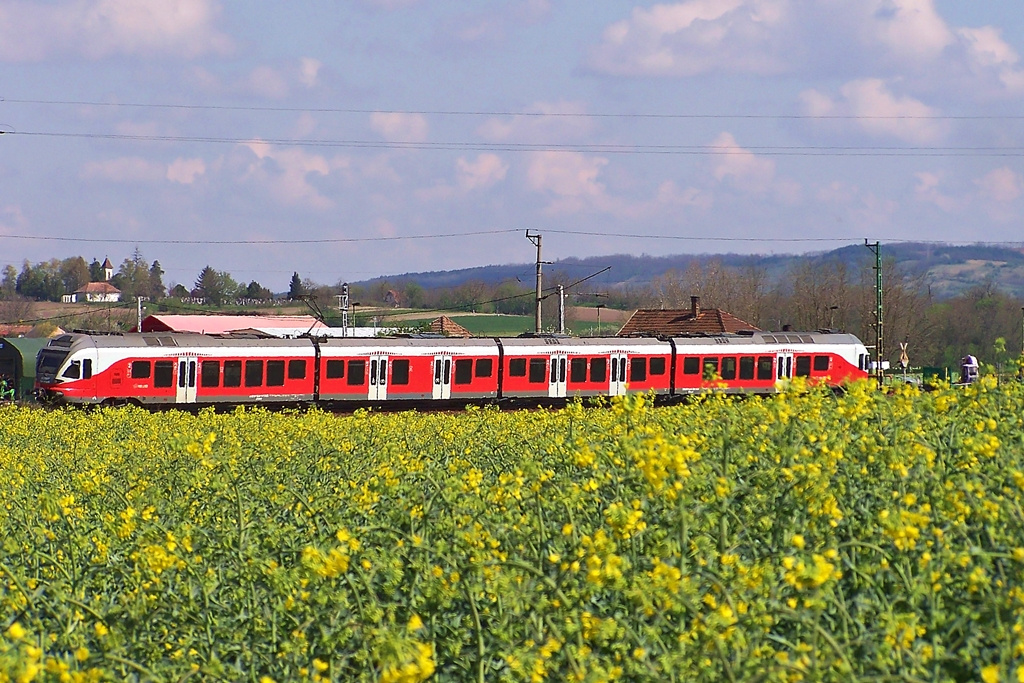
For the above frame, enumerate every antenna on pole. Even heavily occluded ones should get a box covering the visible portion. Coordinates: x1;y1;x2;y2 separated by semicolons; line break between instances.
526;230;543;333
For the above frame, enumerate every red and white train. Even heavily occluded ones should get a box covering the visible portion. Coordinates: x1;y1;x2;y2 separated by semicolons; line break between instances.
34;330;871;408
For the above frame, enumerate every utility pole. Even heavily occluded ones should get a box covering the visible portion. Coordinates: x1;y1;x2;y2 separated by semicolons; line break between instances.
557;284;565;334
339;283;350;338
136;296;146;331
527;230;543;333
865;240;883;389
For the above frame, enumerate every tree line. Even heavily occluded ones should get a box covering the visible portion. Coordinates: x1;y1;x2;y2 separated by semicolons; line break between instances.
3;249;1023;373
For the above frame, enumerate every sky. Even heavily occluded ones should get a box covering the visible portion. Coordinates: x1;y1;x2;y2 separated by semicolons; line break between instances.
1;0;1023;292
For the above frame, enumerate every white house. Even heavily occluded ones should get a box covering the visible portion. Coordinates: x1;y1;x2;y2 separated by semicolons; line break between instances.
63;281;122;303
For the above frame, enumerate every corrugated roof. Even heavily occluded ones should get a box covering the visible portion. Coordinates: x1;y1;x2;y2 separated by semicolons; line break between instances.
617;308;760;337
137;314;330;335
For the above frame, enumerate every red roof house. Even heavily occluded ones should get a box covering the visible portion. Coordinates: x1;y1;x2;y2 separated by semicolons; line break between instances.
617;296;760;337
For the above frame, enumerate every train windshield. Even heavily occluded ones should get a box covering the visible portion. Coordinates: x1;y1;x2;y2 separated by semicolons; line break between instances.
37;349;69;378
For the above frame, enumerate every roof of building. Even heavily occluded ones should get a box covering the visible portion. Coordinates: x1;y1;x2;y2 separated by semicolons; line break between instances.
137;314;331;336
0;324;34;337
75;282;121;294
617;308;760;337
101;257;113;269
427;315;472;337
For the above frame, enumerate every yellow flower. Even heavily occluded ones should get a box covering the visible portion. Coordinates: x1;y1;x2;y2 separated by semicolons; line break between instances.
6;622;26;640
981;664;1000;683
791;534;806;550
407;614;424;632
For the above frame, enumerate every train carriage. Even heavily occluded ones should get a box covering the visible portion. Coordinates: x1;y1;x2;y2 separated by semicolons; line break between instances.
670;331;870;394
35;333;318;406
315;337;501;404
496;336;674;400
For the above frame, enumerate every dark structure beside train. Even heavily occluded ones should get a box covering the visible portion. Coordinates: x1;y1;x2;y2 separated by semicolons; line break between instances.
0;337;48;400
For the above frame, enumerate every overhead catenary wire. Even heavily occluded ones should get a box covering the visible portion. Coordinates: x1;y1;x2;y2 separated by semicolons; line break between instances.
5;97;1024;121
6;129;1024;157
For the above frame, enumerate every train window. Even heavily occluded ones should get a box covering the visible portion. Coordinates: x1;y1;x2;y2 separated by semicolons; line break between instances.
650;357;666;375
570;357;587;383
559;357;566;383
288;359;306;380
245;360;264;387
509;358;527;377
757;356;774;380
454;359;473;385
739;356;755;380
347;360;366;385
813;355;830;372
201;361;220;388
528;358;547;383
392;359;410;385
83;360;92;379
223;361;242;387
132;360;151;379
795;355;811;377
154;361;175;388
267;360;285;387
630;357;647;382
326;359;345;379
703;357;719;380
683;357;700;375
590;357;607;383
721;357;737;380
475;358;493;378
63;361;81;379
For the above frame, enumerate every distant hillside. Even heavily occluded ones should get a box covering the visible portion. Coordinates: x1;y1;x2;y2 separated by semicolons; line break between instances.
356;243;1024;300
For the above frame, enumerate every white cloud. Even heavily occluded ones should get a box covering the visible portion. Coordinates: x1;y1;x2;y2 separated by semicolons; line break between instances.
370;112;429;142
416;154;509;201
356;0;421;9
241;141;336;210
587;0;786;77
167;158;206;185
81;157;167;183
586;0;1021;100
800;79;949;144
708;132;799;202
914;172;961;212
0;0;232;61
456;154;508;191
958;26;1024;94
245;66;290;99
0;205;28;234
477;101;596;143
527;151;608;209
975;167;1024;204
299;58;322;88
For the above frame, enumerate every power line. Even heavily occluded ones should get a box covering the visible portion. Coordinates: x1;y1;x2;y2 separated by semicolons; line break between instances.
0;228;520;245
5;97;1024;121
8;129;1024;157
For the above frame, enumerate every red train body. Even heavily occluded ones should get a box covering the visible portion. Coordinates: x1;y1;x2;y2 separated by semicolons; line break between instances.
34;330;871;408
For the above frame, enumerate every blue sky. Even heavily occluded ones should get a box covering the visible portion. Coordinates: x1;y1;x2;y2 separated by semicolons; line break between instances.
1;0;1023;292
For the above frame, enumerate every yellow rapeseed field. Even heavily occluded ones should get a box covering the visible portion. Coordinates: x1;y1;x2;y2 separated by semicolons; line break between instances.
2;378;1024;681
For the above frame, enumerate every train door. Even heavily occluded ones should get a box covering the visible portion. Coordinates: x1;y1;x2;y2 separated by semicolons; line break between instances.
432;354;452;400
777;353;793;381
609;353;628;396
548;353;567;398
176;357;197;404
368;355;388;401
